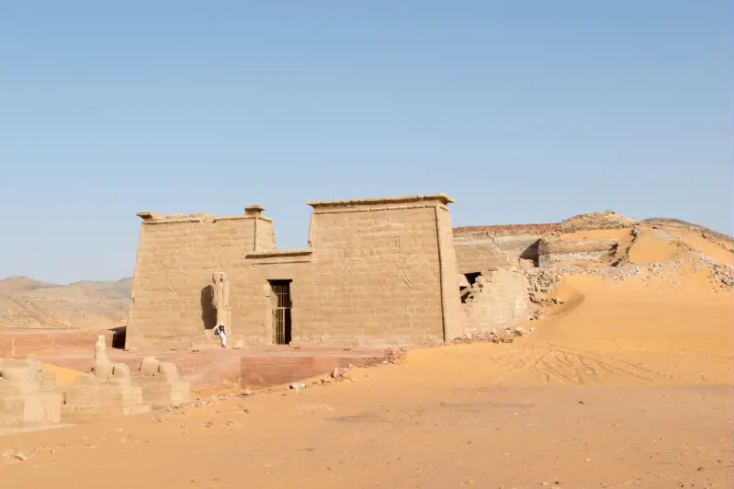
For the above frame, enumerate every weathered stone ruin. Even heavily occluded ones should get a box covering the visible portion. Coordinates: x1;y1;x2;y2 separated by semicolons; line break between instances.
126;195;463;350
64;336;150;416
133;356;190;409
0;356;62;428
124;193;729;348
537;237;619;268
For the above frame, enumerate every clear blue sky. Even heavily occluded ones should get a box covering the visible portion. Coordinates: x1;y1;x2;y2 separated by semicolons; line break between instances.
1;1;731;284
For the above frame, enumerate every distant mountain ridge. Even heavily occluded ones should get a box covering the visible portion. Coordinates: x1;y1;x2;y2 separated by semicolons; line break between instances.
0;277;132;331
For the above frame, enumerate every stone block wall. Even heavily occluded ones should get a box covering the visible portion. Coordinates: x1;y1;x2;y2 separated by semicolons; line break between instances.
461;268;531;334
133;357;190;408
436;205;465;341
291;195;460;345
453;223;560;265
126;195;462;349
538;237;617;268
454;241;515;273
126;210;275;350
453;226;540;335
0;357;62;427
233;252;313;347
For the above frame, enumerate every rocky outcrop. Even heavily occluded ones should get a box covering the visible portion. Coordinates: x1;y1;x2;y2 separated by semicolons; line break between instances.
555;211;638;234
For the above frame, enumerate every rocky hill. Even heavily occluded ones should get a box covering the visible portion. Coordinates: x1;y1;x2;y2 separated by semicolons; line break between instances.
0;277;132;331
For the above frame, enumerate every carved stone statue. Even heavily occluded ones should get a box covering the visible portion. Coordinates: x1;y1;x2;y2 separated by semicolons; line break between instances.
94;335;107;362
211;272;231;329
92;335;113;378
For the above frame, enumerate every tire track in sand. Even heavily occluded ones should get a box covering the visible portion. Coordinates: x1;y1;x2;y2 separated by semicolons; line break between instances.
478;343;669;385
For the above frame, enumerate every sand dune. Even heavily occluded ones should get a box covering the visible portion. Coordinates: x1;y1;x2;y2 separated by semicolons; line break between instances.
42;364;83;389
372;270;732;388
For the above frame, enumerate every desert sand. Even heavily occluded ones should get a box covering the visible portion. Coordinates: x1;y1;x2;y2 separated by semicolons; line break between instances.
0;226;732;488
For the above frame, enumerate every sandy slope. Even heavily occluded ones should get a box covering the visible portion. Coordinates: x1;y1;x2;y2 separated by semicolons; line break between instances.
386;271;733;387
42;364;83;389
665;228;734;265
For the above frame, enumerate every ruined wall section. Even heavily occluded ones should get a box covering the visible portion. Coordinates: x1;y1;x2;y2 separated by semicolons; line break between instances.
462;268;530;335
453;226;536;336
296;195;455;346
538;237;617;268
126;212;263;350
454;241;515;273
454;223;560;265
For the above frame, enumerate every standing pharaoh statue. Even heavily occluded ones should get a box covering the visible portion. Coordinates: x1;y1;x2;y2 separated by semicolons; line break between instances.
211;272;231;347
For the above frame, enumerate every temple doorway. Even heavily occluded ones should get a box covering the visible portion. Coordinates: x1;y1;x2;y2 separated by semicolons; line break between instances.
269;280;292;345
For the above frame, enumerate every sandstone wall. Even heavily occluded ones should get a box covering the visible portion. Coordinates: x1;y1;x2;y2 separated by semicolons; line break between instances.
454;241;515;273
126;211;274;350
435;205;465;341
126;195;461;349
461;268;530;334
453;224;560;265
0;357;62;427
538;237;617;268
233;251;312;346
291;195;458;345
452;227;533;335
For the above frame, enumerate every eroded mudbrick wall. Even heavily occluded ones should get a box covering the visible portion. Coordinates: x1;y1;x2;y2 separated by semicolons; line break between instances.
126;195;462;349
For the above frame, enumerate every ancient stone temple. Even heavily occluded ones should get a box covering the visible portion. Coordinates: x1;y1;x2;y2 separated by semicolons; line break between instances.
123;197;664;351
0;356;62;428
126;195;464;350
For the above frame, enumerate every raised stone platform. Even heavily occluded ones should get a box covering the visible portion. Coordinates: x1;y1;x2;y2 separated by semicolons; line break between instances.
0;331;386;393
0;356;62;428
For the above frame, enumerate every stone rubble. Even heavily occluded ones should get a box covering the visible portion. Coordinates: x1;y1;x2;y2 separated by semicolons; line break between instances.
384;348;408;364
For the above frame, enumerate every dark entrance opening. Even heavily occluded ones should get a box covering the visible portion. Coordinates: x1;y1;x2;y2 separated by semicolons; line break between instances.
460;272;483;304
200;286;217;330
110;326;127;349
464;272;482;286
269;280;292;345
